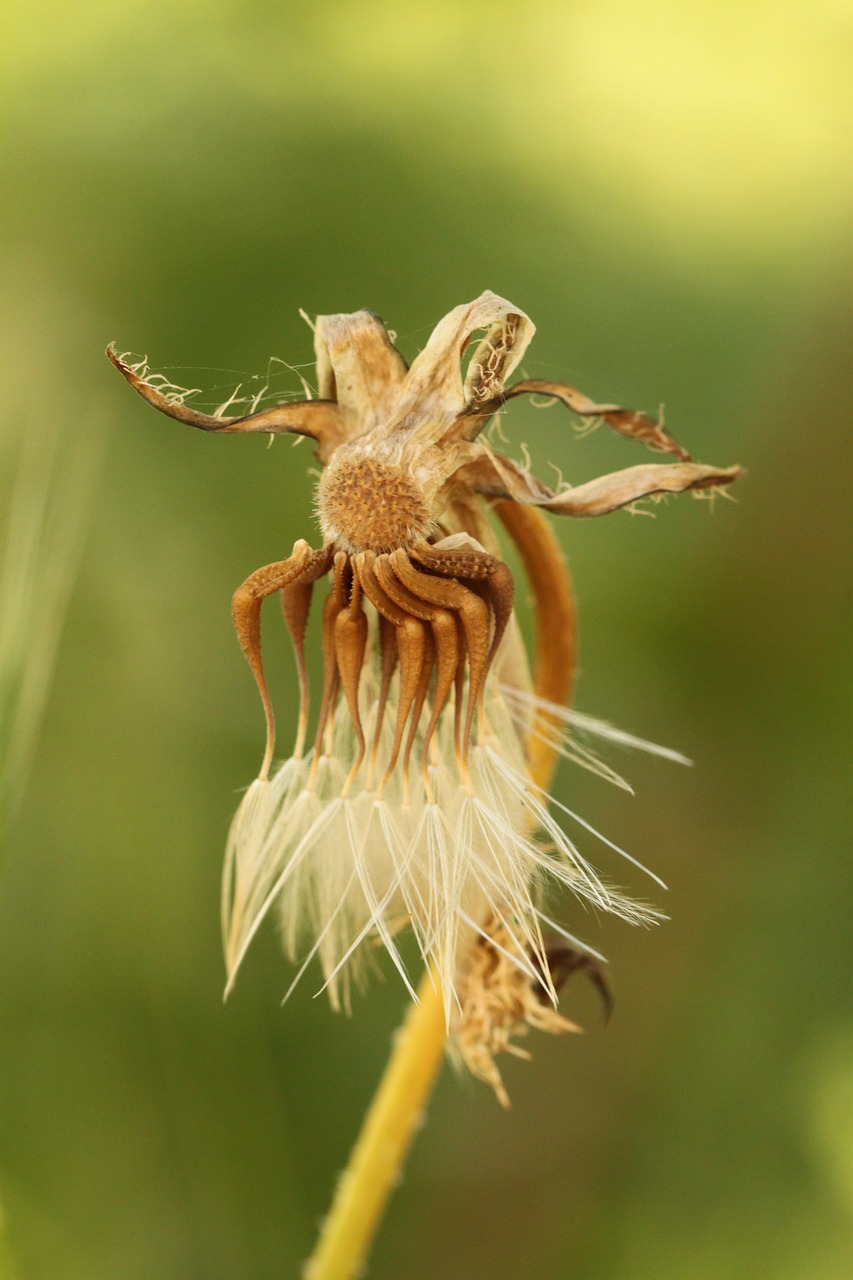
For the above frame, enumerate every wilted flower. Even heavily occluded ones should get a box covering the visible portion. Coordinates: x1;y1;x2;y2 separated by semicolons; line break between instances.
109;293;740;1097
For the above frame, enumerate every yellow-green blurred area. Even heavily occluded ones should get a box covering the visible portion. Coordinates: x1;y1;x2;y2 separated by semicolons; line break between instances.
1;0;850;1276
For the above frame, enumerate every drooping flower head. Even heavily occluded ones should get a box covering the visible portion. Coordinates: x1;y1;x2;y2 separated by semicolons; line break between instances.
109;293;741;1097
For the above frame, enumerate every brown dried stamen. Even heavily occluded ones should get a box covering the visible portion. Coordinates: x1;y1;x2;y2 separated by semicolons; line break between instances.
335;572;368;799
367;613;399;790
231;541;333;780
355;552;428;797
307;578;345;789
371;555;449;798
391;552;491;781
411;542;515;735
279;546;336;759
233;536;515;801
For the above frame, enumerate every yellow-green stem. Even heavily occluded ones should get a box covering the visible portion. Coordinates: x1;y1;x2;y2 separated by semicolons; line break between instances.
303;968;446;1279
303;507;574;1279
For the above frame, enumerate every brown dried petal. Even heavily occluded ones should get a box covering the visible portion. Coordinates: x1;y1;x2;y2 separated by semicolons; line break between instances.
107;345;343;449
459;445;743;517
393;291;535;433
495;378;692;460
313;310;408;433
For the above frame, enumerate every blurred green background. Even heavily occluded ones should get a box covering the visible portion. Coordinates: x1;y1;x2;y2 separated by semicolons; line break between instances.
1;2;850;1277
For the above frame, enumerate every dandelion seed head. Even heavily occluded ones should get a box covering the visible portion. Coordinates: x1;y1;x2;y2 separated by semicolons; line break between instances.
110;292;742;1096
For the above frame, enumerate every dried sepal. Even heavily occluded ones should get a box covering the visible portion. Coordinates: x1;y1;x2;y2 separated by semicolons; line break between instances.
471;377;692;460
106;344;344;457
458;444;743;517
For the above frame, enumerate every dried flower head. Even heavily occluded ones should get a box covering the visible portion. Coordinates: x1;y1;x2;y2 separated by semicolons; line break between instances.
109;292;741;1097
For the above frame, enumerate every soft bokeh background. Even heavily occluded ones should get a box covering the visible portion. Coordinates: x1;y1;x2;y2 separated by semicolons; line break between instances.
1;2;850;1277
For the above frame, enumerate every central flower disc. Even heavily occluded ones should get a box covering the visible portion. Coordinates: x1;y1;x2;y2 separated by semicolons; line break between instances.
317;450;431;553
